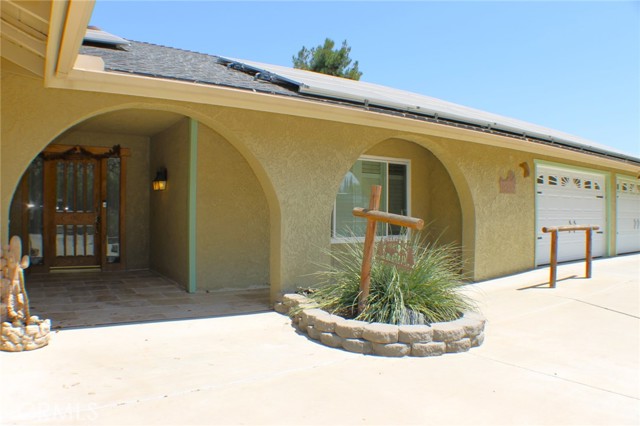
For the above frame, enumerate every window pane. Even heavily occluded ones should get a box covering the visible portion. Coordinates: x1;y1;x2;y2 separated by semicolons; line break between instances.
66;163;75;212
334;160;387;238
65;225;75;256
56;162;65;212
86;225;95;256
106;158;121;263
76;225;85;256
86;163;95;212
27;158;44;264
76;163;85;212
56;225;64;256
388;164;407;235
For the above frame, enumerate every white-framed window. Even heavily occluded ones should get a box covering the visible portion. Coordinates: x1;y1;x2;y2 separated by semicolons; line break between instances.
332;156;410;241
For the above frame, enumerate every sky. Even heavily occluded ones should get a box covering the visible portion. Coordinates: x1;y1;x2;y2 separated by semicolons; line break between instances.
90;1;640;157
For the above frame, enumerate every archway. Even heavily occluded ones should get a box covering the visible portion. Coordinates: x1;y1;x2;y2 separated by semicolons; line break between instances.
330;138;466;272
7;107;274;325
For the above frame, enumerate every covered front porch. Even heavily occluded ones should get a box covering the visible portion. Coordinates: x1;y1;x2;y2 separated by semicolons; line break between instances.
26;270;269;329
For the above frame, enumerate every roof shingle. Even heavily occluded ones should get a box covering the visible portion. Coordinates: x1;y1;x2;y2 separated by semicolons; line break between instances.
80;41;300;97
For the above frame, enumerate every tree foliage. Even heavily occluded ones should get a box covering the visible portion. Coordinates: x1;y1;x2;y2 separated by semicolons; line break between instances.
292;38;362;80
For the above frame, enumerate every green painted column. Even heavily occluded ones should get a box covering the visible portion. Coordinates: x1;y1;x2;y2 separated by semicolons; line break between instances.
188;118;198;293
605;173;614;256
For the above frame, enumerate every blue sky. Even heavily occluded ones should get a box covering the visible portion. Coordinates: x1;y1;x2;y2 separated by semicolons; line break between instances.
90;1;639;157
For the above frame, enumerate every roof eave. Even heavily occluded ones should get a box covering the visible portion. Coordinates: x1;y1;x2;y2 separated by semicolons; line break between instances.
45;64;640;173
45;0;95;84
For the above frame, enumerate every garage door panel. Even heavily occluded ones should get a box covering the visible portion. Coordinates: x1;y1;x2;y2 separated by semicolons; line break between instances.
536;165;606;265
616;178;640;254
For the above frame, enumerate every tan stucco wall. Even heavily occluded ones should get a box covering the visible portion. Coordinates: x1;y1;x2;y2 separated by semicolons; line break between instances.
149;118;189;287
429;137;537;280
2;68;639;295
196;124;270;290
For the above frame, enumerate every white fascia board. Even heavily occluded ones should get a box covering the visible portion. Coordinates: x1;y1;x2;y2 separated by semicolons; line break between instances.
56;0;95;77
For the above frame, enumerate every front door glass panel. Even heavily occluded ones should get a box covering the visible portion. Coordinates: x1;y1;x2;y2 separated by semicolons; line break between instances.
106;158;120;263
27;158;44;265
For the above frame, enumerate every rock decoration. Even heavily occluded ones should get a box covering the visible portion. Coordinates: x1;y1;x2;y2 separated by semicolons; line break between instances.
275;293;485;357
1;236;51;352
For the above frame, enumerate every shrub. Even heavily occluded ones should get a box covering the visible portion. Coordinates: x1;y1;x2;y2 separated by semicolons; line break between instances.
309;233;476;325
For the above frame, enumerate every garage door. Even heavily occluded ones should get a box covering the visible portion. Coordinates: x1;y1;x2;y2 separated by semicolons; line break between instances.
616;177;640;254
536;165;607;265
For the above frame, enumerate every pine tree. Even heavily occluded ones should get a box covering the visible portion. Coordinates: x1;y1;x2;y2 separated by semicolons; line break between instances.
292;38;362;80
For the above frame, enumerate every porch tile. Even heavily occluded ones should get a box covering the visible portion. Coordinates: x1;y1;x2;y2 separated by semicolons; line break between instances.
23;270;269;328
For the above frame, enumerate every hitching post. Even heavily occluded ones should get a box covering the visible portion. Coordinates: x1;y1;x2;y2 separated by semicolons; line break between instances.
541;225;600;288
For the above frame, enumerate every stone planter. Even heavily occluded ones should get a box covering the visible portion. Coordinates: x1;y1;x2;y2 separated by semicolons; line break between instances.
1;316;51;352
275;293;485;358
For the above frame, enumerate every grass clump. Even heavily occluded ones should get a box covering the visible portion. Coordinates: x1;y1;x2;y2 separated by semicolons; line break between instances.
309;233;476;325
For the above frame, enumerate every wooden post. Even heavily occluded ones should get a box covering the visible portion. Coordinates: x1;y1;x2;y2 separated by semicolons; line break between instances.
359;186;382;314
352;209;424;229
354;186;425;314
549;229;558;288
585;228;593;278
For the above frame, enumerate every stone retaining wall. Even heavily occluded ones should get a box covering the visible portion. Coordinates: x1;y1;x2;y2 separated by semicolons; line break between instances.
275;294;485;357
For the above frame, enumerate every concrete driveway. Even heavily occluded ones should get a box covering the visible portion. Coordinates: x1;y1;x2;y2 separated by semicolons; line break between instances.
1;254;638;425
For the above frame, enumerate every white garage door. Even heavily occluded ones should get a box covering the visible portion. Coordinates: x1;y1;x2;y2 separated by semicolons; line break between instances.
616;177;640;254
536;165;607;265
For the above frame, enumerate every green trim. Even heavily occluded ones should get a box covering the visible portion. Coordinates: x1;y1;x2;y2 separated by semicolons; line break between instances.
611;174;640;255
188;118;198;294
533;159;610;175
605;174;613;255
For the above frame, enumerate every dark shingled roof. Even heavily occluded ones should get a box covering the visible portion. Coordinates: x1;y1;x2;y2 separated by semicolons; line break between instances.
79;38;639;166
80;41;301;97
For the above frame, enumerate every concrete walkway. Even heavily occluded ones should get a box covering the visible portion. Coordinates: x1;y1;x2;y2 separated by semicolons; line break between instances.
1;254;638;425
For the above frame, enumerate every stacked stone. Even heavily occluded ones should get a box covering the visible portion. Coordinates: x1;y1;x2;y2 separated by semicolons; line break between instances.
1;316;51;352
275;293;485;358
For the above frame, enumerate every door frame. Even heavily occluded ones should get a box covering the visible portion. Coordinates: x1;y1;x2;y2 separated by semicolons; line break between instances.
21;144;130;272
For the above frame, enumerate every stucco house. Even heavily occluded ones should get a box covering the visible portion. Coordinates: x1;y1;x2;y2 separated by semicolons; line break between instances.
1;1;639;304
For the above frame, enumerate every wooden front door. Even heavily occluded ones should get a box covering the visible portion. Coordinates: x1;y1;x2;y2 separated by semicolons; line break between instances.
14;144;127;272
45;157;101;267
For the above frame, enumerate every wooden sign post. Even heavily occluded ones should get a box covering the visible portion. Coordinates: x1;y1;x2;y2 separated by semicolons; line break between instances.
353;185;424;313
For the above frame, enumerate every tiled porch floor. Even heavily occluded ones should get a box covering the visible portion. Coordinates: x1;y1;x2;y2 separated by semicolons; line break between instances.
25;270;270;329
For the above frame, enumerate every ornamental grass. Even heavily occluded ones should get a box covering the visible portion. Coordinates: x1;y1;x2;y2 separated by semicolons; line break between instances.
308;233;476;325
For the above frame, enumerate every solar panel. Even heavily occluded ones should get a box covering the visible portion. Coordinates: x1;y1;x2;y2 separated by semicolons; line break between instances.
219;56;637;162
84;28;130;48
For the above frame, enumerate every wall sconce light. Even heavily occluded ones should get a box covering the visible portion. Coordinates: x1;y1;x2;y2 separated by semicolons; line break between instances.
519;162;530;178
152;168;167;191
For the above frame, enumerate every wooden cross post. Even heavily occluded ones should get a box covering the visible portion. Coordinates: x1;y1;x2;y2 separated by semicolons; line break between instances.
353;185;425;314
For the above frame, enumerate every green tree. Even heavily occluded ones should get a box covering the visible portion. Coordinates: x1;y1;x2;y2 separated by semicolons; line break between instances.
292;38;362;80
